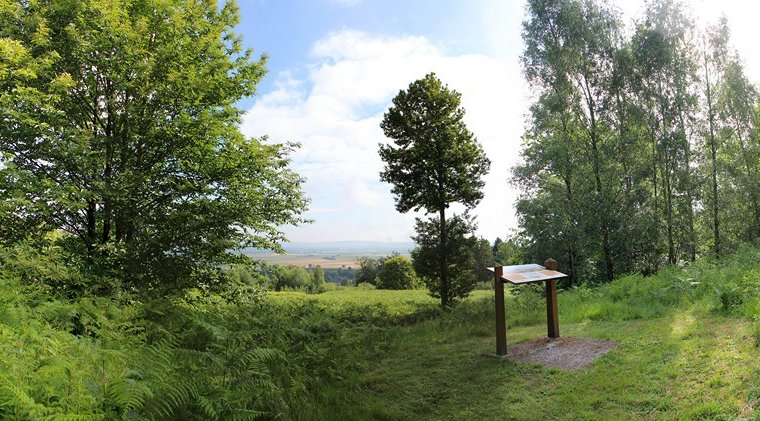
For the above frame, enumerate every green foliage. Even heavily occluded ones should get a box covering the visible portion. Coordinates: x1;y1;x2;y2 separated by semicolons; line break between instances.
379;72;490;306
304;247;760;419
751;319;760;348
355;255;385;286
517;0;760;284
494;237;523;266
323;266;356;285
307;266;327;293
4;243;760;418
0;273;143;419
375;255;421;290
0;0;308;294
379;72;490;214
226;264;269;287
412;214;479;305
272;265;311;291
472;237;496;283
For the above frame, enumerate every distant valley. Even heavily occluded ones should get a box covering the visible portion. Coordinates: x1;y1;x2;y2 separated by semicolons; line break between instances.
244;241;415;268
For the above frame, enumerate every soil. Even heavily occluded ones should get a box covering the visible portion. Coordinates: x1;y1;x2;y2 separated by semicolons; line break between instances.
505;337;618;370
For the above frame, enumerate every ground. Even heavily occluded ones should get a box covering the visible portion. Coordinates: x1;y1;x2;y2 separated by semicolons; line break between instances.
500;336;618;370
310;307;760;420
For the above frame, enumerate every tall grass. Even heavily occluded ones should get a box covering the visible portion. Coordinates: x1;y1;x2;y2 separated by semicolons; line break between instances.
2;244;760;418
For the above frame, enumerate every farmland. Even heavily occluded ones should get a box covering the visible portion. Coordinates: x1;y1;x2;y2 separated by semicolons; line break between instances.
247;241;414;268
253;253;372;268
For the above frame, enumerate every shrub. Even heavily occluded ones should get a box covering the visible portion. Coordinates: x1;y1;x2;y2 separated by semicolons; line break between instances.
273;265;311;291
375;256;421;290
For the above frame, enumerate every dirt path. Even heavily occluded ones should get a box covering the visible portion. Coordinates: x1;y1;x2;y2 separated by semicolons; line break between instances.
506;337;618;370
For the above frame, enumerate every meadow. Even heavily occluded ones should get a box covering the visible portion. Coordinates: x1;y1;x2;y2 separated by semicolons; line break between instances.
2;246;760;419
291;249;760;419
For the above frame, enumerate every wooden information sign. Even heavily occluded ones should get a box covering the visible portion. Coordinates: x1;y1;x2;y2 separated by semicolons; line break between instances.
487;259;568;357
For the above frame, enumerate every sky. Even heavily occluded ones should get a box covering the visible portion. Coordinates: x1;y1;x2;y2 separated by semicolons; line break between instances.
236;0;760;243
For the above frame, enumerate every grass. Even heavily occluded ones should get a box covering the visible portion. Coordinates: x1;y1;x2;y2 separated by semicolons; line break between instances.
304;307;760;419
283;248;760;419
4;244;760;418
269;288;491;324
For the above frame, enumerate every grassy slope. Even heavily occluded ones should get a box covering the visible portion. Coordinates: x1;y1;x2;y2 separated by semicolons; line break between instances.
322;312;759;420
287;253;760;420
269;289;490;315
3;246;760;419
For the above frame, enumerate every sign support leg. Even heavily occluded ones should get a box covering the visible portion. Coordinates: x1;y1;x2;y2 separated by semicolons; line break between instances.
545;259;559;338
494;266;507;356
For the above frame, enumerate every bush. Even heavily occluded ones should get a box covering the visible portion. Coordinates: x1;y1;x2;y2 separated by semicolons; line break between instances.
375;256;421;290
273;265;311;291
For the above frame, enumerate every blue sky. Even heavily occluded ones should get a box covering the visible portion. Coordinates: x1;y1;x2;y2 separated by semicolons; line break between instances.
237;0;520;96
235;0;760;243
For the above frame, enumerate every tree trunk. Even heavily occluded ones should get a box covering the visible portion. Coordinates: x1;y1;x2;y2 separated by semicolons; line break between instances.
590;115;613;282
734;123;760;240
584;75;613;282
677;111;696;262
439;207;448;307
86;200;97;257
705;58;721;256
651;129;660;273
561;115;578;286
664;155;676;265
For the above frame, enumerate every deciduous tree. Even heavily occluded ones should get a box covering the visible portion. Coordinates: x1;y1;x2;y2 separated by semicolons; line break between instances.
379;73;490;306
0;0;308;293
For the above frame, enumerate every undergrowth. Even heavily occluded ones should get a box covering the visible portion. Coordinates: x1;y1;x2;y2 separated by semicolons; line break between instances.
2;245;760;418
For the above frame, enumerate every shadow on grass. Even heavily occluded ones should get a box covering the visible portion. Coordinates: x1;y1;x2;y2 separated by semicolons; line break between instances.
306;307;760;420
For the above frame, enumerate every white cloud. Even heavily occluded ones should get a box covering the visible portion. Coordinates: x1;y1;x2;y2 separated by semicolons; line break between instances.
613;0;760;82
240;0;760;244
241;29;527;242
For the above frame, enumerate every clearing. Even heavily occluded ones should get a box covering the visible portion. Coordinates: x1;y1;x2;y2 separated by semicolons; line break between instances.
309;307;760;419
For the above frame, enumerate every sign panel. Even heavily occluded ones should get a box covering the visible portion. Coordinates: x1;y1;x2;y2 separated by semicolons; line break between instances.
487;265;567;284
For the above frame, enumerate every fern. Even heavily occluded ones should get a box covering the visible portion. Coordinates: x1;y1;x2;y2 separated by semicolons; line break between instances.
104;378;152;413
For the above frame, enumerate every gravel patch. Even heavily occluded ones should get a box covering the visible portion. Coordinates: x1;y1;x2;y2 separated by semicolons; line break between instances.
505;337;618;370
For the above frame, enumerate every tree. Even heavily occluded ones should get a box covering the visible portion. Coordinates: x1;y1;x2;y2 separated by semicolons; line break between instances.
375;255;420;290
472;237;496;284
520;0;625;282
355;256;384;286
273;265;310;291
717;58;760;243
307;266;326;293
633;0;700;264
492;238;504;255
411;215;478;302
494;237;523;266
0;0;307;293
700;17;730;255
379;73;490;306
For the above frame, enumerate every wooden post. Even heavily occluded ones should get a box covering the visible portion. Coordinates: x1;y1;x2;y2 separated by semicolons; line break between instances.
494;266;507;356
544;258;560;339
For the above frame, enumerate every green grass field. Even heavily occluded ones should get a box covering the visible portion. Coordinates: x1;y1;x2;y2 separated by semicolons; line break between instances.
269;288;490;317
270;250;760;419
3;247;760;419
309;310;760;419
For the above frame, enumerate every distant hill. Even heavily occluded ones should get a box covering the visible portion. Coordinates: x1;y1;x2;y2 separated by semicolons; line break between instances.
244;241;416;256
